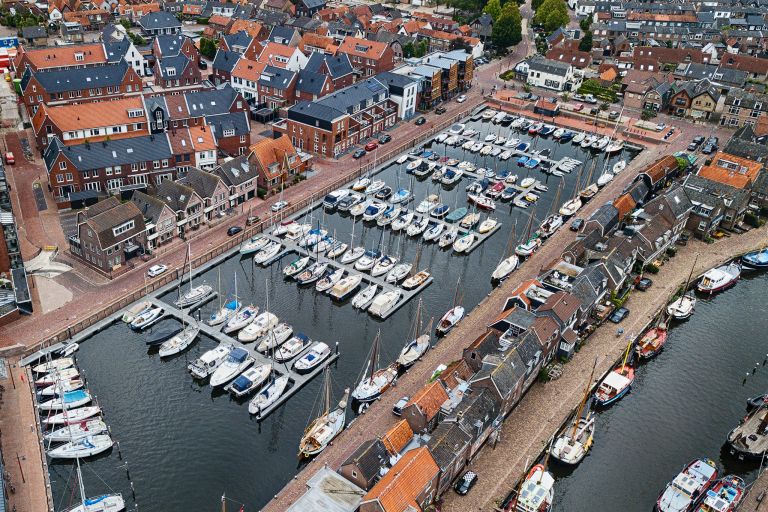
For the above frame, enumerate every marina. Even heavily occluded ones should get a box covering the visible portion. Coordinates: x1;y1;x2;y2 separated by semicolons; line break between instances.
44;108;639;511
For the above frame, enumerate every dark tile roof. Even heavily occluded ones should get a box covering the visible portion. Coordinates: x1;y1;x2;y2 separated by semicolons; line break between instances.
426;422;472;469
300;0;325;9
26;60;131;94
267;25;297;44
212;49;241;74
155;34;189;57
304;52;353;79
448;387;500;440
157;54;190;79
215;155;257;186
340;439;389;482
103;39;130;63
258;65;296;90
376;71;419;88
222;31;252;52
139;11;181;31
207;111;250;137
156;180;196;211
295;69;328;95
183;167;223;198
85;199;145;249
131;190;169;223
185;84;240;116
44;134;172;173
527;55;572;76
22;26;47;39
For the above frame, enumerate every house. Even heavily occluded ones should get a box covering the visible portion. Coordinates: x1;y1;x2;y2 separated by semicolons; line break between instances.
182;167;229;222
155;179;204;237
153;54;202;90
212;49;241;86
423;53;459;100
402;380;449;434
299;32;336;55
337;36;395;78
275;77;398;157
697;151;763;189
258;65;298;109
521;55;582;92
214;154;258;206
719;89;768;129
267;26;301;47
723;125;768;164
636;155;680;193
583;203;619;238
359;447;440;512
43;135;175;207
295;0;326;18
683;174;751;236
13;42;106;73
231;58;267;104
259;42;308;72
131;190;177;250
138;11;181;36
377;71;419;120
102;24;149;77
338;439;389;491
294;69;333;102
720;53;768;82
620;70;673;112
220;31;262;60
545;45;592;70
68;197;146;273
303;52;355;90
623;186;692;264
426;422;472;496
470;13;493;41
408;64;442;110
667;79;720;120
153;34;199;61
168;125;218;170
469;334;532;416
249;134;309;193
21;26;48;47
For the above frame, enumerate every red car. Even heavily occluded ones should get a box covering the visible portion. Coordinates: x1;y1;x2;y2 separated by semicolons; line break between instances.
573;103;585;112
364;142;378;151
4;152;14;165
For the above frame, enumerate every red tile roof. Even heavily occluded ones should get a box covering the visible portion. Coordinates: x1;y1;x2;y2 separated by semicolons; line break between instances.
380;419;413;455
361;447;439;512
405;380;448;421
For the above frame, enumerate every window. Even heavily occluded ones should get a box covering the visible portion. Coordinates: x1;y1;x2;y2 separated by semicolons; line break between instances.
240;135;246;143
59;161;67;170
140;162;147;170
162;159;169;168
56;174;64;183
112;220;135;236
66;173;73;181
153;160;160;169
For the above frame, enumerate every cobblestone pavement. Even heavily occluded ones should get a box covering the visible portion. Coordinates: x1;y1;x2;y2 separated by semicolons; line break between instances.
737;467;768;511
440;226;768;512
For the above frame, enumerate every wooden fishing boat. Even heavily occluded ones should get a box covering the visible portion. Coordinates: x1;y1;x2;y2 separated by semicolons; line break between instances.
551;360;597;466
352;331;398;403
727;402;768;460
299;369;349;458
508;464;554;512
694;475;745;512
635;322;668;360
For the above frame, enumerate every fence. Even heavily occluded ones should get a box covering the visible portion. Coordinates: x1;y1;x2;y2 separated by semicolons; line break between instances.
21;99;488;356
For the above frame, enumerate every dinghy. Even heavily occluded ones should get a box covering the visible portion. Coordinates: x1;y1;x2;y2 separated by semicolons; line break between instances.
352;284;378;310
436;306;464;336
402;270;430;290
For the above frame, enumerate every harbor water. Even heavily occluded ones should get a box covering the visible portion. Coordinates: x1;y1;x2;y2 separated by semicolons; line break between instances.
48;114;636;511
552;270;768;510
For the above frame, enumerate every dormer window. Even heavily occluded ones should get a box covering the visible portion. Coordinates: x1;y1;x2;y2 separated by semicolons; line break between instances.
75;52;84;62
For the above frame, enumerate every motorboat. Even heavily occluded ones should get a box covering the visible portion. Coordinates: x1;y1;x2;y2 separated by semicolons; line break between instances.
423;221;445;242
511;464;554;512
436;306;464;336
470;142;484;153
340;246;366;264
272;219;295;237
481;109;497;120
525;158;540;169
295;261;330;285
407;215;430;236
612;160;627;174
362;200;388;221
337;192;364;212
667;293;696;320
462;140;475;150
48;435;113;459
249;375;290;416
492;255;519;281
174;283;214;309
493;111;506;123
460;212;480;229
223;305;259;334
44;419;108;443
517;155;529;166
283;256;311;277
445;207;468;223
572;132;586;144
188;344;234;379
274;333;312;362
396;333;430;369
253;241;282;264
559;131;575;142
355;250;382;272
697;262;740;294
453;233;475;253
364;180;386;196
256;323;293;353
402;270;430;290
351;176;372;192
594;364;634;407
312;236;333;255
330;273;363;301
129;307;163;331
35;368;79;387
505;137;521;147
596;172;614;187
635;324;668;360
694;475;745;512
580;135;596;148
478;218;498;234
368;289;402;318
657;459;718;512
539;125;555;136
391;211;415;231
438;227;459;248
539;215;563;238
742;248;768;268
559;197;583;217
285;223;311;240
484;133;497;143
316;268;345;292
390;188;411;204
501;187;516;201
467;194;496;211
44;406;102;426
209;299;241;326
39;390;92;411
528;122;544;134
158;324;199;358
33;358;75;375
396;155;409;165
485;182;505;199
294;342;332;374
351;283;378;310
121;301;150;323
579;184;599;201
605;140;625;153
406;158;423;171
239;236;270;255
415;194;440;214
515;237;542;257
210;348;254;387
227;364;271;398
466;180;487;195
592;136;611;150
519;177;535;188
499;150;513;160
238;312;278;343
39;378;84;396
510;117;525;129
441;168;464;185
435;133;448;143
449;123;465;135
553;128;566;138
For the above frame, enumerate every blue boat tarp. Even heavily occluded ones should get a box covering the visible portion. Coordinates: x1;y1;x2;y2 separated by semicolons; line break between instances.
230;348;248;362
225;300;240;311
63;390;88;402
231;375;251;392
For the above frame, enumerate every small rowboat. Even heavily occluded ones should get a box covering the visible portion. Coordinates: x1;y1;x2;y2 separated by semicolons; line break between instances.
436;306;464;336
492;255;519;281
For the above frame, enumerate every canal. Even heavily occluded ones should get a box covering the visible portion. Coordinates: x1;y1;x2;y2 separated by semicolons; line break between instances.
552;269;768;511
48;113;635;511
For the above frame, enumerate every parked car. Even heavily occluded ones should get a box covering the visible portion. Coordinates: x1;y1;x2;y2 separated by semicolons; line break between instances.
457;94;467;103
655;122;667;131
364;141;378;151
415;117;426;125
378;134;391;144
608;110;620;120
4;152;14;165
454;471;478;495
572;103;584;112
352;149;366;159
573;93;585;101
392;396;409;416
636;277;653;291
609;307;630;323
246;215;260;226
147;264;168;278
227;226;243;236
570;218;584;231
692;136;705;145
271;200;289;212
686;142;699;152
584;94;598;104
589;107;600;116
435;106;447;115
702;143;717;155
706;136;719;145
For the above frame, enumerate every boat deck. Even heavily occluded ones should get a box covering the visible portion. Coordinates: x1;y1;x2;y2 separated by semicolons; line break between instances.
146;296;340;422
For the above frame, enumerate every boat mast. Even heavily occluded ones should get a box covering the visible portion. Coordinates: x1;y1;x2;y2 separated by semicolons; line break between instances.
369;331;380;381
76;458;86;508
620;337;633;369
221;493;226;512
570;358;598;441
217;267;222;310
682;253;699;294
550;180;563;217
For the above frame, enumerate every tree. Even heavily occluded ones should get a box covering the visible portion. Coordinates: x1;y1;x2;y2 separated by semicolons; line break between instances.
403;41;416;58
414;39;429;58
483;0;502;21
450;37;472;52
579;17;591;32
492;1;522;48
199;37;218;59
533;0;569;33
578;30;593;51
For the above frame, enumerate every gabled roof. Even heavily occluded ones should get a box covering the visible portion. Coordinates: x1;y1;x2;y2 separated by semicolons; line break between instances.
222;31;253;52
361;447;439;512
215;154;256;186
380;419;413;456
250;134;299;178
156;54;191;79
537;291;581;326
296;69;329;96
25;59;132;94
156;179;197;211
207;111;250;137
258;65;297;90
131;190;170;223
154;34;189;58
232;57;267;82
337;36;389;59
448;387;500;440
33;95;146;135
138;11;181;31
267;25;298;45
82;198;145;249
697;151;763;189
526;55;571;76
406;380;448;422
44;134;172;172
426;422;472;469
212;49;241;74
304;52;354;79
341;439;389;483
184;85;240;116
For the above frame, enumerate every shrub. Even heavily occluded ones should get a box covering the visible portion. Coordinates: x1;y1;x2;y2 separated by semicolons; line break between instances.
666;246;677;257
644;263;660;274
256;187;267;199
745;211;760;228
196;17;210;24
499;69;516;81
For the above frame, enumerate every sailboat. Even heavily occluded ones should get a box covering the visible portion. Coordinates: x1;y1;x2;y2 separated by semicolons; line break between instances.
594;339;635;407
492;220;519;282
402;243;430;290
351;330;398;403
249;373;290;416
396;301;431;369
578;158;600;202
62;459;125;512
539;181;564;238
635;318;668;360
298;368;349;458
559;167;584;217
667;255;698;320
515;212;541;257
437;278;464;336
511;463;554;512
551;360;597;465
209;271;241;326
174;244;213;308
160;249;200;358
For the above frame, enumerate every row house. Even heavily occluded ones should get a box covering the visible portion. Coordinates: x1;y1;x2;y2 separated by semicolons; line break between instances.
338;439;389;491
426;422;472;497
359;447;440;512
219;31;262;61
32;96;149;150
212;49;241;85
667;79;721;120
214;154;258;206
298;32;336;55
102;24;150;77
258;65;297;109
138;11;181;36
43;134;176;206
683;174;751;236
720;53;768;82
249;134;310;193
267;26;301;47
423;53;458;100
231;58;267;104
68;197;147;273
118;2;161;22
620;69;674;111
181;167;229;221
13;42;108;74
204;14;235;38
294;69;333;102
131;190;177;251
21;59;142;117
377;71;419;120
337;37;395;78
153;34;199;61
167;125;218;170
155;179;204;237
409;64;442;110
295;0;325;18
402;380;448;433
303;52;355;90
153;53;202;90
258;42;308;72
720;89;768;128
275;77;398;157
63;9;109;30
